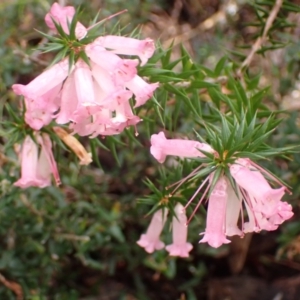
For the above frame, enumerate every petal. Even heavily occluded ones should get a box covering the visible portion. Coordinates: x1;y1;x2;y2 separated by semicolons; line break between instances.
225;184;243;237
12;59;68;99
150;131;213;163
199;177;230;248
125;75;159;107
137;209;168;253
74;61;96;106
96;36;155;65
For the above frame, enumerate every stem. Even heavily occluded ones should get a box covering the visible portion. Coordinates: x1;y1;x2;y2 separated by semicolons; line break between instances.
237;0;283;76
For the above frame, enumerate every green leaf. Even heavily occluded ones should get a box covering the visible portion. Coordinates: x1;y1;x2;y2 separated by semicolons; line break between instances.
79;50;91;67
89;139;102;169
68;51;75;73
49;47;70;67
51;17;69;39
68;12;78;40
214;56;227;77
188;81;218;89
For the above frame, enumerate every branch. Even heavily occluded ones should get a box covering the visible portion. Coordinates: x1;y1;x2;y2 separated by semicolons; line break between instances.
237;0;283;76
0;273;23;300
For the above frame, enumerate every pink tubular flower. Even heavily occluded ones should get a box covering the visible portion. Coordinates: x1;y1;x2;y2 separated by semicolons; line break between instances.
45;2;87;39
13;3;157;138
12;59;68;100
166;203;193;257
199;176;231;248
12;59;69;130
125;75;159;107
229;158;293;232
149;134;293;250
85;42;139;85
150;131;214;163
137;209;168;253
96;35;155;66
14;133;60;189
14;135;49;188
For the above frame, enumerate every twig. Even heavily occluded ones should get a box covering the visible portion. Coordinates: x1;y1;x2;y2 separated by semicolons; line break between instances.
0;273;23;300
54;233;90;242
237;0;283;76
20;194;44;217
58;0;66;6
162;10;225;48
13;49;49;67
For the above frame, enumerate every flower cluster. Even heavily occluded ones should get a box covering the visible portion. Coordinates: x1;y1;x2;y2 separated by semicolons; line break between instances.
12;3;157;188
137;203;193;257
9;2;294;256
136;131;294;253
13;3;157;137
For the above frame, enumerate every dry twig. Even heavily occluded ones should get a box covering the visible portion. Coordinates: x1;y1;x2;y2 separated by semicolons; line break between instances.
237;0;284;76
0;273;23;300
20;194;44;217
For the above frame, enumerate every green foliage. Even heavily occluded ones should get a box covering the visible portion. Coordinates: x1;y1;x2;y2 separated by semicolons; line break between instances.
1;0;300;299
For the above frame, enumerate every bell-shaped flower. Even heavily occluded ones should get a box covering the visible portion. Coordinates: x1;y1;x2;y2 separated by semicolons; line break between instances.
150;131;214;163
199;176;231;248
12;59;69;101
96;35;155;66
230;158;291;219
12;59;69;130
125;75;159;107
166;203;193;257
14;133;60;188
14;135;49;188
45;2;87;39
85;42;138;85
137;209;168;253
24;83;62;130
229;158;293;233
243;200;278;233
230;158;285;208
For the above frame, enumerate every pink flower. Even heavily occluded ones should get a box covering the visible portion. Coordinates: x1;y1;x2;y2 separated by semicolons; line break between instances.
150;131;214;163
137;209;168;253
150;134;293;249
230;158;285;209
13;4;157;137
45;2;87;39
85;42;138;85
199;176;231;248
96;35;155;66
14;133;60;189
166;203;193;257
12;59;68;100
12;59;69;130
125;75;159;107
229;158;292;232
